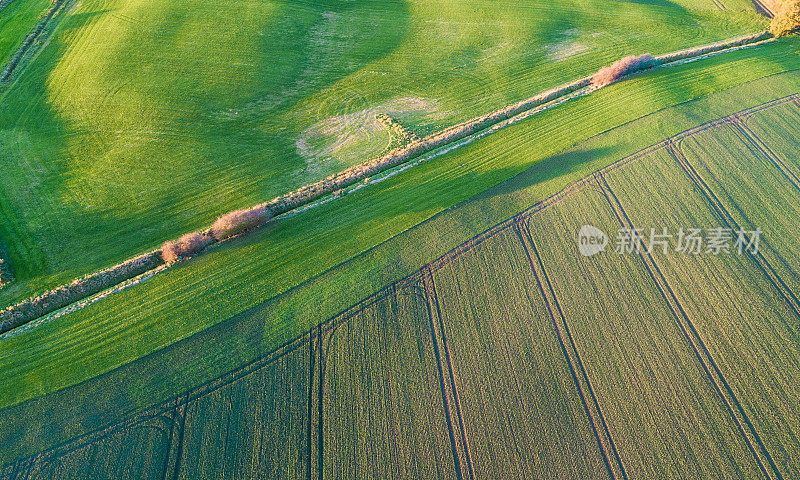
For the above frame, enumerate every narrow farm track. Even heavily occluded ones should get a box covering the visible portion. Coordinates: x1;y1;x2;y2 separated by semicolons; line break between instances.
421;271;469;480
7;92;800;476
596;173;781;480
513;222;627;480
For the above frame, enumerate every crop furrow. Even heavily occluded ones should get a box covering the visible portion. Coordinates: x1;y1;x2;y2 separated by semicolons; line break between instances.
163;400;188;480
667;140;800;316
514;221;627;480
599;167;783;480
421;270;466;480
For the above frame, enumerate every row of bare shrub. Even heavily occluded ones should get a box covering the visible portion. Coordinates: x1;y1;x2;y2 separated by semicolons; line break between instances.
0;251;163;334
161;232;214;263
589;32;772;89
770;0;800;36
159;206;274;264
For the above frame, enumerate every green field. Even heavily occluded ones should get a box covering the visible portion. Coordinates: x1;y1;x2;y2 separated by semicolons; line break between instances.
0;0;767;308
4;65;800;476
4;41;800;418
5;0;800;475
6;81;800;476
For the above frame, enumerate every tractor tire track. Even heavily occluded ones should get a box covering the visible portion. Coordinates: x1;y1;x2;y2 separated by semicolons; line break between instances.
515;221;628;480
668;139;800;317
600;161;784;480
732;116;800;195
425;271;475;480
164;398;187;480
420;271;467;480
306;334;317;480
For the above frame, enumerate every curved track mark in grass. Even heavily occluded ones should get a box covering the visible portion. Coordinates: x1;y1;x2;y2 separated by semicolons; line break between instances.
515;222;628;480
618;153;785;480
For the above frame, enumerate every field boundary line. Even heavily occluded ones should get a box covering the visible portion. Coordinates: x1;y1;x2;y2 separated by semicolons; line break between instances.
617;149;784;480
0;31;777;332
515;221;628;480
5;91;800;469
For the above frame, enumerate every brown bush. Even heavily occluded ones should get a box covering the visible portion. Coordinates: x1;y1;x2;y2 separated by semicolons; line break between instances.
770;0;800;36
161;232;214;263
211;206;273;240
592;54;659;87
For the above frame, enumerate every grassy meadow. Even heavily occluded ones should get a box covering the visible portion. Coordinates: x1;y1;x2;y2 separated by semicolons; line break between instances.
3;65;800;469
6;73;800;477
2;41;799;412
0;0;767;307
5;0;800;474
